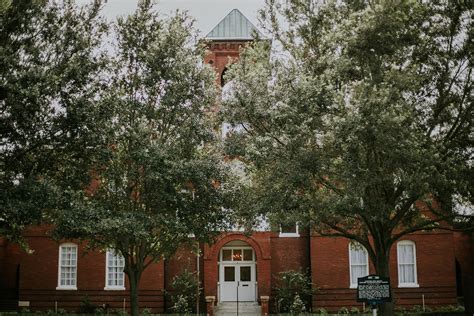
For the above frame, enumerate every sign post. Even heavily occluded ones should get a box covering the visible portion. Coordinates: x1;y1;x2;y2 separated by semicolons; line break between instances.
357;275;392;316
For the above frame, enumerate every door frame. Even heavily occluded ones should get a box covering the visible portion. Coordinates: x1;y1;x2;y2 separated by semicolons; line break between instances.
218;246;257;302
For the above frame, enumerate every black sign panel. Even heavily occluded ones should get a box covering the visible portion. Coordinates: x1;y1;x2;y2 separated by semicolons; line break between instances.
357;275;391;305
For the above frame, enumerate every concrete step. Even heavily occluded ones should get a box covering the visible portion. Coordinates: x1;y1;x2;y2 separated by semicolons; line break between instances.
215;302;260;316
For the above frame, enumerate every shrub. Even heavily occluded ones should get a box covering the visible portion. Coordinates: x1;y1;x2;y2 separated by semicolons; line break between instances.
289;294;306;315
411;305;424;313
115;309;129;316
108;309;127;316
80;296;97;314
172;295;190;314
350;307;360;314
395;306;406;313
434;305;465;313
338;307;350;315
169;270;199;314
274;270;315;314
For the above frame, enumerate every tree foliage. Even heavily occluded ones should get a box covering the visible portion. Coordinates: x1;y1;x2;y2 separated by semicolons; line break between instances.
0;0;107;247
52;2;229;315
222;1;472;314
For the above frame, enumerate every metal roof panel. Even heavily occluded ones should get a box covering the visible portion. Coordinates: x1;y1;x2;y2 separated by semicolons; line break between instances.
205;9;264;40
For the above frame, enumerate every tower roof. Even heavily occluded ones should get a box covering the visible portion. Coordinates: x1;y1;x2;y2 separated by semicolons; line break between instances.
205;9;264;40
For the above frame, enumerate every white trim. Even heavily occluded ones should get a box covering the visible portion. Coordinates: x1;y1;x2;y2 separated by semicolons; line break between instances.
279;223;300;237
104;286;126;291
348;242;369;288
397;240;419;288
57;243;78;290
56;286;77;291
104;250;125;290
398;283;420;288
56;286;78;290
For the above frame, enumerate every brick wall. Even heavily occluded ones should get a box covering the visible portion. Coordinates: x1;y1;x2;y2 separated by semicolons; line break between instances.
204;41;248;87
7;227;165;313
0;238;5;287
270;234;310;275
454;232;474;315
201;231;311;313
311;231;458;312
454;232;474;277
0;239;21;291
270;233;311;312
0;228;464;313
203;232;273;300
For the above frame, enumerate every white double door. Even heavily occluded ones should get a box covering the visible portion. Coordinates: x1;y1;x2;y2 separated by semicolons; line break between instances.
219;263;256;302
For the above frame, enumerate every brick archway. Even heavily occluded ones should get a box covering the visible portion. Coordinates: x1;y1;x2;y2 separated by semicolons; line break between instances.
206;233;267;262
203;233;272;301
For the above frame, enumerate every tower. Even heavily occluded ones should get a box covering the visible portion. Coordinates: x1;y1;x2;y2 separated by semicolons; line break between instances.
203;9;264;87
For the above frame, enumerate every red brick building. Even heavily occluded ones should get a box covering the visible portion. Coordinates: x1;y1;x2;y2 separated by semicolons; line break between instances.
1;9;473;315
0;225;472;313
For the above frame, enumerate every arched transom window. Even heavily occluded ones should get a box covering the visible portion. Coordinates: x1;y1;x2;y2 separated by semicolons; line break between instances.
219;240;255;262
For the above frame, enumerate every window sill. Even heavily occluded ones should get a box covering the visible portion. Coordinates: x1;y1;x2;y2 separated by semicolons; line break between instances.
349;285;358;289
104;286;126;291
56;286;77;290
398;283;419;288
279;233;300;238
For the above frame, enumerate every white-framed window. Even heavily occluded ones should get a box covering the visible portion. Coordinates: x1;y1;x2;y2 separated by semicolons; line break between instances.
57;243;78;290
397;240;418;287
349;242;369;288
279;223;299;237
220;247;255;262
105;250;125;290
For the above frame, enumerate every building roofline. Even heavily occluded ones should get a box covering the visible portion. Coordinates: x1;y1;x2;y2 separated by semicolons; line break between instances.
205;8;266;41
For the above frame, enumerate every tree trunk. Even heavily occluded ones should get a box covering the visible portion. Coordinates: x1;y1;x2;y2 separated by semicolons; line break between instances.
127;269;142;316
375;251;394;316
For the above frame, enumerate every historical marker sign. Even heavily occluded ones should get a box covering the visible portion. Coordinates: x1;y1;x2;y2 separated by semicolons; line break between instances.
357;275;391;305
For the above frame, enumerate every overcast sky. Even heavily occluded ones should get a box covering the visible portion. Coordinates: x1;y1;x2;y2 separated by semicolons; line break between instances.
78;0;267;38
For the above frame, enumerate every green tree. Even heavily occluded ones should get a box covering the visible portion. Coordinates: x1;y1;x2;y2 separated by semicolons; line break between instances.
0;0;107;247
222;1;472;315
53;2;229;316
